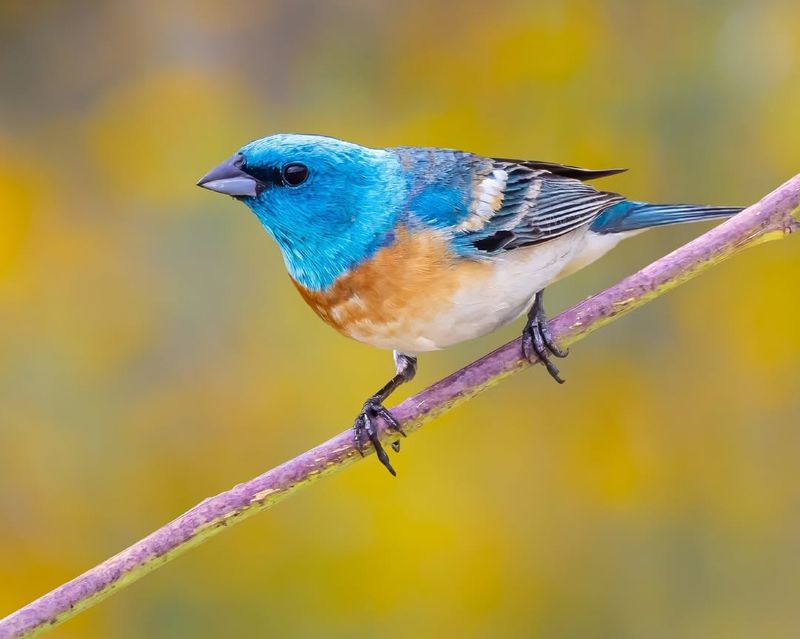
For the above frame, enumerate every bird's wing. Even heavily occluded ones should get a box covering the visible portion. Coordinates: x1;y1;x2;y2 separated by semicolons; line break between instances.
490;158;627;181
450;159;627;255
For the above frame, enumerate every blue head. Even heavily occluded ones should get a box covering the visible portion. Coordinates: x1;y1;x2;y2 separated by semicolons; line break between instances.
198;134;409;290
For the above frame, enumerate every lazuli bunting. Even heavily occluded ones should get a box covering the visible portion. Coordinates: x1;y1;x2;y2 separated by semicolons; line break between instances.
198;134;741;475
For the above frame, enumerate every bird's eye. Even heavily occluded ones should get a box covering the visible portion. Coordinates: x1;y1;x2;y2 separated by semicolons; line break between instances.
282;163;308;186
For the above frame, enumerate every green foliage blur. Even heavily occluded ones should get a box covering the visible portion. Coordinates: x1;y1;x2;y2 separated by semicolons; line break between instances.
1;1;799;637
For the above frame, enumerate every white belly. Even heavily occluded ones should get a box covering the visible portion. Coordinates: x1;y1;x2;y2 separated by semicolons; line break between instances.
344;228;636;354
420;231;585;350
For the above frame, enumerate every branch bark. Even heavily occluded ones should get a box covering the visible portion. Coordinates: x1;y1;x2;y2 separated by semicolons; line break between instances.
2;174;799;639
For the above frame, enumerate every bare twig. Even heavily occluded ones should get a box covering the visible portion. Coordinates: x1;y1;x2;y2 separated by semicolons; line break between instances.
2;174;799;639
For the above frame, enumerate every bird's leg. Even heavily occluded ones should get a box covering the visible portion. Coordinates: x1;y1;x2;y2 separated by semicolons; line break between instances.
353;351;417;476
521;290;569;384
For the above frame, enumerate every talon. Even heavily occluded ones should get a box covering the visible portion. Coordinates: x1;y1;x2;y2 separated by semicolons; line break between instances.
353;415;368;456
370;432;396;476
522;291;567;384
380;408;406;437
538;315;568;358
540;357;564;383
351;397;401;476
351;353;416;475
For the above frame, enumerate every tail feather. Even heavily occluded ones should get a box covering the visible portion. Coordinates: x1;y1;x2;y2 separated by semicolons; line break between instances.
591;200;743;234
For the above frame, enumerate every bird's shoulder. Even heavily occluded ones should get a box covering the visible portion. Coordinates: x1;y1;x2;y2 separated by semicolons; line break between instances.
390;148;628;256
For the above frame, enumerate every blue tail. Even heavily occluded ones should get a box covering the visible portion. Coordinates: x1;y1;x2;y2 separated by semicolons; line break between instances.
590;200;742;234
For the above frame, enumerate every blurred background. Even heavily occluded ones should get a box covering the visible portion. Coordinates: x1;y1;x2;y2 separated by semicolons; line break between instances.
1;1;799;637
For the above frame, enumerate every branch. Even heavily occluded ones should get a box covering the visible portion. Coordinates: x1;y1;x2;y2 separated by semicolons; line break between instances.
2;175;799;639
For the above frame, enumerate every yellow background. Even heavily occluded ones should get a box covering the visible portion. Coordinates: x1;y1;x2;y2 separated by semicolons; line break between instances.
1;1;799;637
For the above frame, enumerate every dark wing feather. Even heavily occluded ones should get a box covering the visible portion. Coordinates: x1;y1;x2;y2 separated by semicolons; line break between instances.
491;158;627;181
453;160;625;255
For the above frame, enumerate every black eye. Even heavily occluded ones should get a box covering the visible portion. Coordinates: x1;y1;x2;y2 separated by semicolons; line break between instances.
282;163;308;186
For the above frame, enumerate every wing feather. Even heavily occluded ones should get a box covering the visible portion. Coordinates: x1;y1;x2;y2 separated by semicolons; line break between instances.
491;158;627;181
452;160;626;255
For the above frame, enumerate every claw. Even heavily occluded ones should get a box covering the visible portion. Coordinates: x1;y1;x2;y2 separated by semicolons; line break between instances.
353;415;368;456
538;314;569;358
352;352;417;474
522;292;568;384
352;397;403;476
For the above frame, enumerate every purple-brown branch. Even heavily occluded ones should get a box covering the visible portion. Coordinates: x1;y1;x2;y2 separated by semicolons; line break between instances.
2;174;799;639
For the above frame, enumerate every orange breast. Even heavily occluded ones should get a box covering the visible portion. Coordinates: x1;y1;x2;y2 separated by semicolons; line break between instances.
292;227;490;349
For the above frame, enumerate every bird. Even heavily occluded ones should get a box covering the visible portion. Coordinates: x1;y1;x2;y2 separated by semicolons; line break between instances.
198;134;741;475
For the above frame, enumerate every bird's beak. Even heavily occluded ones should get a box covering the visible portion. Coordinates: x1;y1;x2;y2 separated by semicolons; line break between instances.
197;154;261;197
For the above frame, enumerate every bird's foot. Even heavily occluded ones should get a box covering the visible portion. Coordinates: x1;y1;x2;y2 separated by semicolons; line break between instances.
522;295;568;384
353;396;406;476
